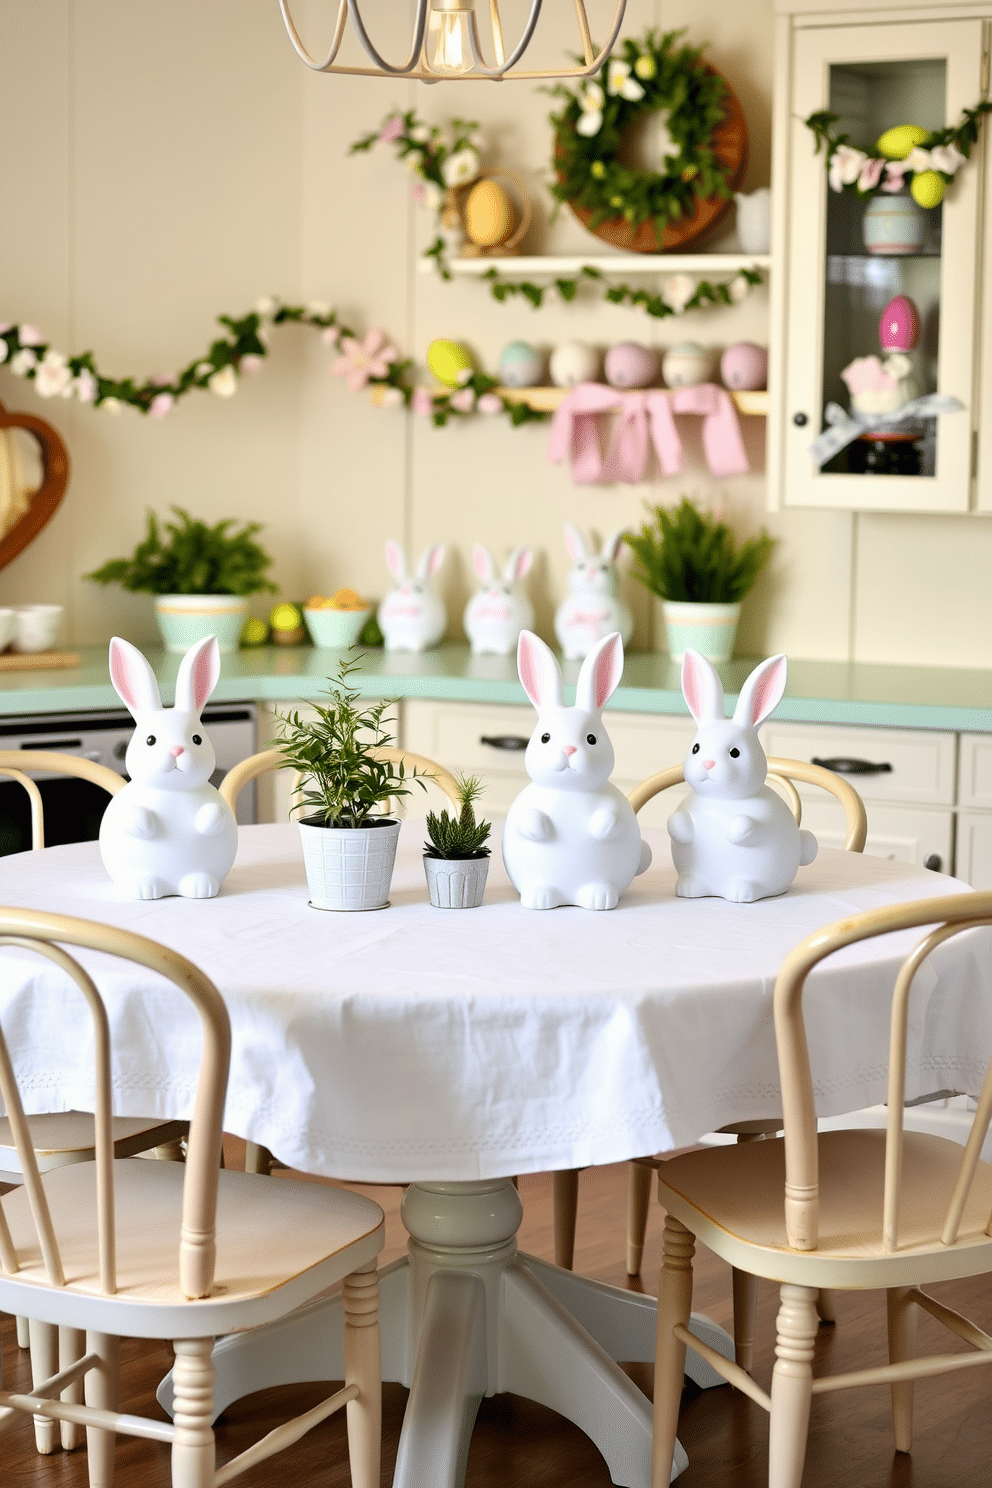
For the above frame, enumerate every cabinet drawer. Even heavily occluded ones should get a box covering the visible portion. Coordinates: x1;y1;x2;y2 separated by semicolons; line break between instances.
954;812;992;888
800;802;953;873
958;735;992;810
759;722;956;806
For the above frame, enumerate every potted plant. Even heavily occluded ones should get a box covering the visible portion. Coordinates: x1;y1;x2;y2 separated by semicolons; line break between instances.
270;659;421;911
86;505;277;653
624;498;775;663
423;774;492;909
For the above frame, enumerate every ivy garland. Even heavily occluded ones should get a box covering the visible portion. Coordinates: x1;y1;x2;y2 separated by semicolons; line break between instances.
480;262;763;316
804;100;992;203
550;28;736;237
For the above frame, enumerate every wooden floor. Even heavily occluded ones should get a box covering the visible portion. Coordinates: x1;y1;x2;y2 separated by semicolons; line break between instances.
3;1149;991;1487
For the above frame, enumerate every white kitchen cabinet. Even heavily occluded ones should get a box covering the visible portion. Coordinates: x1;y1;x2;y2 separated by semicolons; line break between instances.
955;733;992;885
770;0;988;511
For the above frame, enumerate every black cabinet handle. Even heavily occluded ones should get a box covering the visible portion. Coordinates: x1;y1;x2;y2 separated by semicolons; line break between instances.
480;734;529;752
811;756;893;776
793;412;808;427
924;854;943;873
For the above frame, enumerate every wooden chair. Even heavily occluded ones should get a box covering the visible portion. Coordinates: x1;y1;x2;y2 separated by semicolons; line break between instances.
0;905;383;1488
651;887;992;1488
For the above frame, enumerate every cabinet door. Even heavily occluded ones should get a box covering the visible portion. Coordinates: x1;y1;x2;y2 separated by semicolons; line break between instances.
782;18;984;511
797;798;952;872
954;811;992;887
758;720;956;805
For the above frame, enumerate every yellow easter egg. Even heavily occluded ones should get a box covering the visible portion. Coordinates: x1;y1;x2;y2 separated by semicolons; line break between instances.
910;169;945;208
427;338;473;389
876;124;929;160
463;177;515;248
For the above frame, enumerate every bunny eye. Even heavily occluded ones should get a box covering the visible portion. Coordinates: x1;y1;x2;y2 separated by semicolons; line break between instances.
541;732;551;744
192;734;202;746
729;748;741;758
691;743;700;755
146;735;156;746
586;733;597;745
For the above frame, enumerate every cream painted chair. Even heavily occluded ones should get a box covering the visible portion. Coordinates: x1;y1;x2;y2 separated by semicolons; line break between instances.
0;905;383;1488
651;888;992;1488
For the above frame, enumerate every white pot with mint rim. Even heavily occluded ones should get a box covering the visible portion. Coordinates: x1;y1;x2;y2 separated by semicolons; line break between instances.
298;816;401;911
661;599;741;663
154;594;249;654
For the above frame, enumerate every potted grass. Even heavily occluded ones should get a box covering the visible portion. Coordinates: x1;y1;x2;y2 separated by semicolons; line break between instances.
270;658;421;911
86;505;277;653
423;774;492;909
624;498;775;663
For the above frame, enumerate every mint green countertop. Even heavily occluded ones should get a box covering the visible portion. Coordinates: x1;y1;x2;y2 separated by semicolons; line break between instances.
4;644;992;732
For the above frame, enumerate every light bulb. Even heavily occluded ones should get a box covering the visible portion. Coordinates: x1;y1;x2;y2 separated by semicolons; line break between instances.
427;0;475;75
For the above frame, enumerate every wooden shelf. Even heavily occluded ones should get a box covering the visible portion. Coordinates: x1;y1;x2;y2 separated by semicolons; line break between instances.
496;385;769;416
449;252;772;277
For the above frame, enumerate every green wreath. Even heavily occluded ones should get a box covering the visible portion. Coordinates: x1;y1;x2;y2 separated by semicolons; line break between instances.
550;28;737;237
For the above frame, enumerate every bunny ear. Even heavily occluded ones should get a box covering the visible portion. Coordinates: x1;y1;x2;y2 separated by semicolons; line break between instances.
576;631;624;715
733;654;787;729
175;634;220;715
681;649;724;725
601;528;627;563
384;539;408;582
505;545;533;582
109;637;162;718
417;543;445;581
517;629;564;712
473;544;495;583
563;524;588;563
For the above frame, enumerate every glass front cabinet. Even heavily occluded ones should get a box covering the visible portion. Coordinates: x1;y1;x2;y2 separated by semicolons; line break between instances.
770;2;992;511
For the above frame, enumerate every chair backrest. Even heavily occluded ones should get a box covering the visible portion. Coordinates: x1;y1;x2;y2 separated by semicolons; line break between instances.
627;756;867;853
773;889;992;1255
0;907;230;1300
220;745;463;816
0;750;126;850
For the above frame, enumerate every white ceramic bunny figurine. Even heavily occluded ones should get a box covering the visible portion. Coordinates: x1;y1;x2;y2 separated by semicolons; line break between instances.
668;649;817;903
99;634;238;900
463;543;535;655
377;539;447;652
553;525;634;661
503;629;651;910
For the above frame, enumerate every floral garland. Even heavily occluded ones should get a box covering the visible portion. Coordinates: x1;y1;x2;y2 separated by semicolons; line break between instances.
481;262;762;316
0;302;547;429
804;101;992;205
550;29;735;237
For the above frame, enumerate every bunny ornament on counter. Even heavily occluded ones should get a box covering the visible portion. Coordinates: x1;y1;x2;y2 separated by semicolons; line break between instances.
378;539;447;651
503;629;651;910
464;543;534;655
554;525;634;661
668;649;817;903
99;634;238;900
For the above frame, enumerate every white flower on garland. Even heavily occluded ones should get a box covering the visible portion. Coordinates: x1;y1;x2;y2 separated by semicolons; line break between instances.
74;369;98;404
9;348;37;377
663;274;697;314
441;147;480;187
828;145;868;192
728;274;751;303
254;296;278;319
576;82;605;137
422;181;443;213
306;299;331;318
378;386;404;409
929;141;966;175
34;350;73;398
101;397;122;416
0;339;8;365
606;59;645;101
209;366;238;398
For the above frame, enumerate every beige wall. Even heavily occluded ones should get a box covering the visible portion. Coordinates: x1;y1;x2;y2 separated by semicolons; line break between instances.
0;0;989;666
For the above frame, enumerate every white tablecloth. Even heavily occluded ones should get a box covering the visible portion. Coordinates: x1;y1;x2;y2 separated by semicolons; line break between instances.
0;822;989;1183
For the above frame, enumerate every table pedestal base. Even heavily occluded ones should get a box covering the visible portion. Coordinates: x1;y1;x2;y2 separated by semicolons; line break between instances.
157;1179;733;1488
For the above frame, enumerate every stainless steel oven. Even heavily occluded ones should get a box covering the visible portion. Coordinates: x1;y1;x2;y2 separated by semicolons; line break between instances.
0;703;257;856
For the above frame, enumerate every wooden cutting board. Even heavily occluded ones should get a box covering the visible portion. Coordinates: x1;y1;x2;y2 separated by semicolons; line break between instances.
0;650;80;672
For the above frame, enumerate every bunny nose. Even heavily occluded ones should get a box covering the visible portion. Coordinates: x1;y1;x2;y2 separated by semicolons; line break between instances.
703;759;715;770
170;746;184;758
562;745;577;757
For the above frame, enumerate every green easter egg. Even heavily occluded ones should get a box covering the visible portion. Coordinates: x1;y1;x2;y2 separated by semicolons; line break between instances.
910;169;945;208
876;124;929;160
427;339;473;389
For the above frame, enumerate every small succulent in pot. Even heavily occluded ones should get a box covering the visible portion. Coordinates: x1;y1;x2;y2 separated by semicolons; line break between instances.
423;774;491;909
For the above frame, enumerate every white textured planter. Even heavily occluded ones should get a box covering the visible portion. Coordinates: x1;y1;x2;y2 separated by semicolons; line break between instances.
424;854;490;909
154;594;248;654
298;817;401;911
661;600;741;664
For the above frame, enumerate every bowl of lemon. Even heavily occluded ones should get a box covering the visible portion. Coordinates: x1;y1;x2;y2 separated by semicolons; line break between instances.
303;590;374;648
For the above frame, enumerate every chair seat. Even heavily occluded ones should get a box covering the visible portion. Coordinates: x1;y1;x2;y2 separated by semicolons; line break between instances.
0;1158;384;1338
0;1112;186;1176
657;1128;992;1290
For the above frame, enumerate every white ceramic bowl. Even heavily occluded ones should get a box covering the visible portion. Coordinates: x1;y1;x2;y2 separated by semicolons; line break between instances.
11;604;63;654
0;608;16;652
303;606;372;649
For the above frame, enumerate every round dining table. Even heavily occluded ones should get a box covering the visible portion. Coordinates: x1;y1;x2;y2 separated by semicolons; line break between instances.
1;821;989;1488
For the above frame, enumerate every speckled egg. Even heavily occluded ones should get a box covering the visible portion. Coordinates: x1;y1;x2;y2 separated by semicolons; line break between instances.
720;341;768;391
879;295;919;351
549;341;602;388
604;341;660;389
662;342;713;389
464;178;515;248
497;341;545;388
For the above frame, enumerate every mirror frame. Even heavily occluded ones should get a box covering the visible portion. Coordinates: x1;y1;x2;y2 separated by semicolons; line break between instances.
0;399;70;572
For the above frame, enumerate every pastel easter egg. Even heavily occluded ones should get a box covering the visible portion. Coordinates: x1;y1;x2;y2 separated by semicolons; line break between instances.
661;342;713;389
464;178;515;248
719;341;768;391
604;341;660;389
549;341;602;388
879;295;919;352
497;340;545;388
910;169;945;208
427;338;474;389
876;124;929;160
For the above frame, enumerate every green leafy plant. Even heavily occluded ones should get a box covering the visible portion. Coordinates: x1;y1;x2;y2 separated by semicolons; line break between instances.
625;498;775;604
424;775;491;861
270;658;423;828
86;506;278;596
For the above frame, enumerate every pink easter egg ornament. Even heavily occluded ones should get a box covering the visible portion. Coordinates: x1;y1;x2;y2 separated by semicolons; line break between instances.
879;295;919;351
720;341;768;391
604;342;660;390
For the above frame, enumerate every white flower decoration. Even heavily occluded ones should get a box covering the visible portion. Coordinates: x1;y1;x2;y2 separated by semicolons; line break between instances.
101;397;123;416
306;299;331;318
254;296;278;318
607;59;645;101
0;340;8;365
74;370;98;404
928;142;966;175
209;366;238;398
828;145;868;192
378;386;404;409
728;274;750;303
906;146;933;174
441;147;480;187
576;82;605;138
409;124;431;143
423;182;443;213
663;274;697;313
10;348;37;376
195;361;214;378
34;351;72;399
